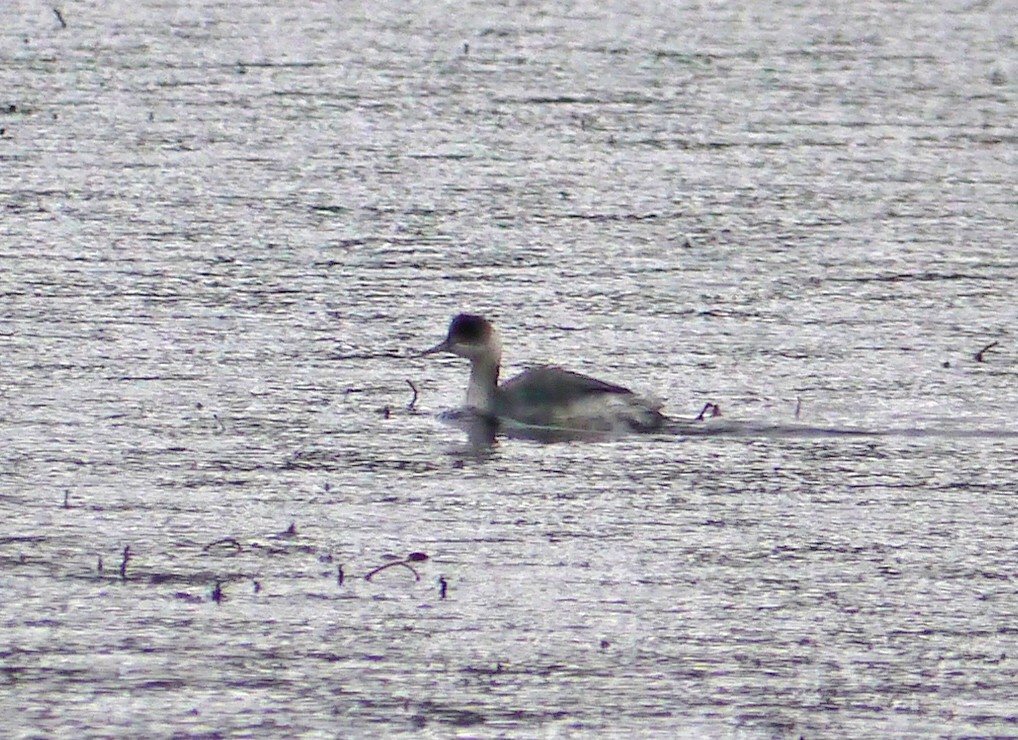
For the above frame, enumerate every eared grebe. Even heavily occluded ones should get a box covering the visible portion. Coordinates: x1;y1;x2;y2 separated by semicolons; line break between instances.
418;314;666;436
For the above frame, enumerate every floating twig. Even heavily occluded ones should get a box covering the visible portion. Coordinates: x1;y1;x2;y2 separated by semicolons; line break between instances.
694;402;722;421
365;560;421;581
337;564;345;586
975;341;999;362
794;397;802;419
63;489;70;509
364;552;429;582
406;379;419;411
439;576;448;599
53;8;67;28
119;546;131;580
203;537;243;553
211;580;224;604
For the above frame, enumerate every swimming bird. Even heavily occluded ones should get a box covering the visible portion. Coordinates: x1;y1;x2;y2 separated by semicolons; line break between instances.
418;314;666;437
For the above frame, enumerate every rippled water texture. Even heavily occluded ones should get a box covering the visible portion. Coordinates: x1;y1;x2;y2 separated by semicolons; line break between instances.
3;0;1018;736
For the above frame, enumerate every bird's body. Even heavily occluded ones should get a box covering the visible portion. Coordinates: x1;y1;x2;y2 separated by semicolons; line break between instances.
419;314;666;437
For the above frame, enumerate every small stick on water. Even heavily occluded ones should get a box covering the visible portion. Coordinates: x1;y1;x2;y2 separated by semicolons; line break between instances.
119;546;131;580
53;8;67;28
695;402;722;421
439;576;448;599
337;564;345;586
365;552;428;582
795;397;802;419
212;581;224;604
97;556;103;573
406;379;419;411
203;537;243;552
63;490;70;509
365;560;421;582
975;341;999;362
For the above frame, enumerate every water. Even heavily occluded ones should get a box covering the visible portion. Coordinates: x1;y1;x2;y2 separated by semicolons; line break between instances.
3;0;1018;736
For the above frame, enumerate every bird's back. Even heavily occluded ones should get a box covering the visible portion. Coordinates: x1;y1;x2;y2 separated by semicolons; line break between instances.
494;366;665;433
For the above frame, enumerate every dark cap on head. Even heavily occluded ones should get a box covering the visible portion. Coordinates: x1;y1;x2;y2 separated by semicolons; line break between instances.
447;314;491;343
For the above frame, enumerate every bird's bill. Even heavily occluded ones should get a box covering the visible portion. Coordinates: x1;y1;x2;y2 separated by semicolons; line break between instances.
413;339;450;358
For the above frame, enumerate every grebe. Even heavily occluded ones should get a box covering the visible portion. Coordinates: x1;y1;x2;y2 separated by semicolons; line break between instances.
418;314;666;436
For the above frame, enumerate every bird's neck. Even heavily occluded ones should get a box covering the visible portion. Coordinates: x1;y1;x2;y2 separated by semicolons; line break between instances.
466;351;501;413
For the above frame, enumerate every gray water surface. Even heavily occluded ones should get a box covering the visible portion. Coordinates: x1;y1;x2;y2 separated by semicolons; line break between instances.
3;0;1018;737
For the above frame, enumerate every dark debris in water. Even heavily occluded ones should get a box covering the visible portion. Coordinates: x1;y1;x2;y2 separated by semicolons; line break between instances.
694;401;722;421
173;591;204;604
365;552;430;582
203;537;243;553
975;340;1000;362
119;545;131;580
